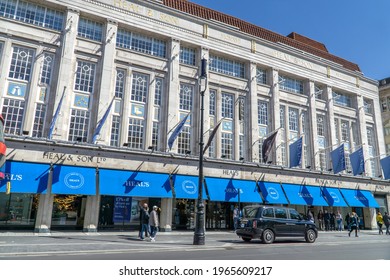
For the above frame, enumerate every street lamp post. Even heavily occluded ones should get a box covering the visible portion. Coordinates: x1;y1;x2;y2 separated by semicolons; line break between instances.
193;58;207;245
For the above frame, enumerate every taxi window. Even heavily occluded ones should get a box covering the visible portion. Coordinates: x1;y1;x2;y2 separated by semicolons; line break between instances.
275;208;287;219
262;208;274;218
289;209;301;220
242;206;259;218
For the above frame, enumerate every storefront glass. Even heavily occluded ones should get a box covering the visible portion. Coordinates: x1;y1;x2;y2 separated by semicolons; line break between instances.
0;193;38;228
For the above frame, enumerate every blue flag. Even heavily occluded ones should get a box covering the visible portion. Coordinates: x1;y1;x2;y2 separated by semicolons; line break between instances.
380;155;390;179
289;137;303;168
92;97;115;144
48;87;66;139
168;113;190;150
349;147;365;176
330;144;346;174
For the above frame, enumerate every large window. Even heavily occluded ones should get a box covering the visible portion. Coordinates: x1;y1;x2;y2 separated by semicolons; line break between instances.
179;46;196;66
151;77;164;150
178;83;193;154
2;98;25;135
78;17;103;42
68;109;90;142
256;67;267;85
110;69;126;147
0;0;64;31
279;75;303;94
209;55;245;78
9;46;34;81
221;93;234;159
333;91;352;108
116;29;166;58
208;89;217;158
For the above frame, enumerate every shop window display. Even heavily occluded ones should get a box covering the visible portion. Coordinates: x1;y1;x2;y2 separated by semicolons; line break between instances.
0;193;38;228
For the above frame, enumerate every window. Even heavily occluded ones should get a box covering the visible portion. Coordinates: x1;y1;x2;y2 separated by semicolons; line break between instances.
32;103;45;137
68;109;90;142
2;98;25;135
179;46;196;66
209;55;245;78
78;17;103;42
279;75;303;94
74;60;96;94
256;67;267;85
239;97;246;159
221;93;234;159
363;99;373;114
115;69;125;99
333;91;351;107
39;52;54;85
0;0;64;31
381;98;388;112
116;28;166;58
289;209;301;220
262;208;274;218
131;73;148;103
9;46;34;81
257;101;268;126
208;90;216;158
288;108;299;132
275;208;287;219
178;83;193;154
110;115;120;147
151;77;164;150
127;118;144;149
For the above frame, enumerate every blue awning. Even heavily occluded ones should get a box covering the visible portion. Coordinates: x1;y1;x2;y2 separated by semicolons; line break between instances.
258;181;288;204
0;161;50;194
99;169;172;198
51;165;96;195
171;174;207;200
282;184;328;206
339;188;380;208
205;177;262;203
322;187;348;207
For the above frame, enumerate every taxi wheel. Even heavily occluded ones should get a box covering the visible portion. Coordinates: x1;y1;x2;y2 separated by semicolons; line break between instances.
262;229;275;244
305;229;316;243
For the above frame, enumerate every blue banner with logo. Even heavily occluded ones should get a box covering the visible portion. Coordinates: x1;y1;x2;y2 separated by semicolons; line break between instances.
205;178;262;203
51;165;96;195
257;181;288;204
99;169;172;198
282;183;328;206
340;188;380;208
349;147;365;176
171;174;207;199
330;144;346;174
289;137;303;168
0;161;50;193
321;187;348;207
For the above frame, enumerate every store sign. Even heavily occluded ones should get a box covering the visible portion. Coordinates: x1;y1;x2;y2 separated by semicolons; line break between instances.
182;180;197;195
42;152;107;164
64;172;84;190
267;187;280;200
328;191;340;203
113;196;132;223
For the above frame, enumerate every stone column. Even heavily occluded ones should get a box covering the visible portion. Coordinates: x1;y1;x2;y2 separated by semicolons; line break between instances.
356;93;369;174
83;168;100;232
47;8;79;139
325;85;336;170
34;166;54;233
270;69;281;164
307;80;319;169
248;62;259;162
159;198;172;232
92;19;118;145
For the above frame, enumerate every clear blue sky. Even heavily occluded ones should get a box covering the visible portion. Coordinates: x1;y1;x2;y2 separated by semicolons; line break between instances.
189;0;390;81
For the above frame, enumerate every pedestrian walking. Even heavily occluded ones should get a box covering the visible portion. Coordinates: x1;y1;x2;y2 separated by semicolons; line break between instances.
330;212;336;231
376;211;384;235
139;203;150;240
148;205;159;242
345;213;351;231
233;205;240;232
317;210;324;231
383;212;390;235
348;212;359;237
324;210;330;231
336;211;343;231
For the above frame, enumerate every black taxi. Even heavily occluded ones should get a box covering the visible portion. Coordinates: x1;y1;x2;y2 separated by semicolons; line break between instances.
236;205;318;244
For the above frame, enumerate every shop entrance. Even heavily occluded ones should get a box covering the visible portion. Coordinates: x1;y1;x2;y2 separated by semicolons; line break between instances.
51;195;86;229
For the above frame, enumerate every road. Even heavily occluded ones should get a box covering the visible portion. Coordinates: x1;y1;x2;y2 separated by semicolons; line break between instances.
0;229;389;260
